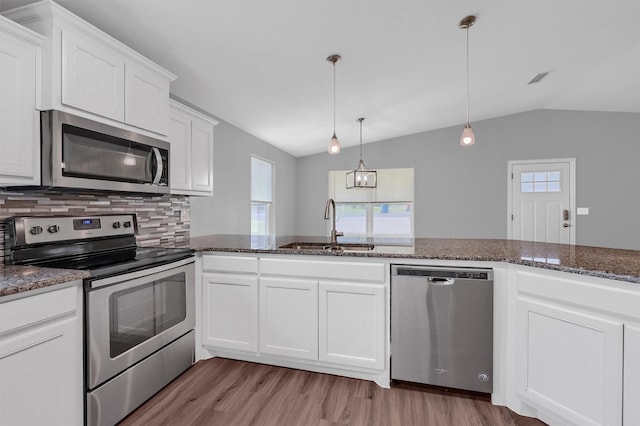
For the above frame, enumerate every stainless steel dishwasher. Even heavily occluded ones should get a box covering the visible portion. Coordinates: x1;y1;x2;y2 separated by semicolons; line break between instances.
391;265;493;393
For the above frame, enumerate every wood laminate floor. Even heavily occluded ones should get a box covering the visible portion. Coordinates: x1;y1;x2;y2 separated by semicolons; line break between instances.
119;358;546;426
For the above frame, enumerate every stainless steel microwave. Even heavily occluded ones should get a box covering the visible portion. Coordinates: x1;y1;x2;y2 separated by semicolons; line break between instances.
39;110;170;194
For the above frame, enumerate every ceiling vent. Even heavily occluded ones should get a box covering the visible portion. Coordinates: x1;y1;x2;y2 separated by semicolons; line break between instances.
528;72;550;85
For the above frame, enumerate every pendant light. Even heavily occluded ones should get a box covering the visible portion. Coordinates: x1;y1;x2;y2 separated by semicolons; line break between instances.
459;15;476;146
346;118;377;189
327;54;341;154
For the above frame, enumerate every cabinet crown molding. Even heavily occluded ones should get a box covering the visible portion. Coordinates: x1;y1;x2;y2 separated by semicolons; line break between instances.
170;98;220;126
3;0;177;81
0;14;45;45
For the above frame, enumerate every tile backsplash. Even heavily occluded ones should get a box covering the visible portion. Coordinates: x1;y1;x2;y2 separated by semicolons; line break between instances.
1;190;190;260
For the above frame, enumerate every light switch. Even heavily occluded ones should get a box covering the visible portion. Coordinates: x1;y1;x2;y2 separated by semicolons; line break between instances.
576;207;589;216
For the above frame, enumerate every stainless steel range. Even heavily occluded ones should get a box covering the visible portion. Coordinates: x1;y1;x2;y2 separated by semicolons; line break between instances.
6;214;195;426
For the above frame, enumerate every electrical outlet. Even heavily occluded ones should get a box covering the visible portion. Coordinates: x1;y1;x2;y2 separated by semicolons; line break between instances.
180;209;190;222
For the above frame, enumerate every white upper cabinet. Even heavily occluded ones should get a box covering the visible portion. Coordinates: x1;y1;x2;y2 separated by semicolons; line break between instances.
191;116;215;193
125;60;170;135
3;1;176;136
61;27;124;122
169;100;218;196
0;15;44;186
168;105;192;192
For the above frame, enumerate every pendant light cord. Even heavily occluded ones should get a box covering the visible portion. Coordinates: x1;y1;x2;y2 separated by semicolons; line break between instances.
359;119;363;160
465;25;470;126
333;62;337;133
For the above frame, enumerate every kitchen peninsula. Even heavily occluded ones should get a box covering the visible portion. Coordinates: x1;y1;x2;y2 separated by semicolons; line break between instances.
191;235;640;426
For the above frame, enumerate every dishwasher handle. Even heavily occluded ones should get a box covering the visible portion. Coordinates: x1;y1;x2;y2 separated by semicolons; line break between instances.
428;277;455;286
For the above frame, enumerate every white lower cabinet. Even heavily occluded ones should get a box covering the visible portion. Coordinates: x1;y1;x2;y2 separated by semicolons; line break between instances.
202;272;258;352
319;281;385;370
516;296;623;426
259;277;318;360
509;265;640;426
624;324;640;426
200;254;388;384
0;284;83;426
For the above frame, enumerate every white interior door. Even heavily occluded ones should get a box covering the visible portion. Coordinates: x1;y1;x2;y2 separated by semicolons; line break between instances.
509;159;575;244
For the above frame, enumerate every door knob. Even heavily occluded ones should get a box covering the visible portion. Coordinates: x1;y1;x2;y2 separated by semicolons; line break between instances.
563;223;571;228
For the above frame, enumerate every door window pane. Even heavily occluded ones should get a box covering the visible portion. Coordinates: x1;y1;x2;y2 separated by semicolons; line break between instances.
521;172;534;183
534;182;547;192
533;172;547;182
547;171;561;181
373;203;412;236
335;204;367;235
547;181;561;192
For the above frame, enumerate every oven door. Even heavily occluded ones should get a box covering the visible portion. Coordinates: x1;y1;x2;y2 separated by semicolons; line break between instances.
86;259;194;389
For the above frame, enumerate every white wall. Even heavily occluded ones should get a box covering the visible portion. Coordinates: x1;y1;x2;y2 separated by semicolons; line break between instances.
294;109;640;250
190;118;297;236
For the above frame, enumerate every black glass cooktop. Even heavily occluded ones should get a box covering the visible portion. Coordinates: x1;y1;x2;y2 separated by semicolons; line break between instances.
73;247;194;279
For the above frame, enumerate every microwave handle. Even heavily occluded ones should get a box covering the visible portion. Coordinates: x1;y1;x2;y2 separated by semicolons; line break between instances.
151;147;163;184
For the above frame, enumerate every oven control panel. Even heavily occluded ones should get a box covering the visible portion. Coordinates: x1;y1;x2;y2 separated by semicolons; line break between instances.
12;214;137;246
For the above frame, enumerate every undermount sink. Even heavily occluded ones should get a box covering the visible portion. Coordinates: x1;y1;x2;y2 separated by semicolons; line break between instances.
279;242;375;252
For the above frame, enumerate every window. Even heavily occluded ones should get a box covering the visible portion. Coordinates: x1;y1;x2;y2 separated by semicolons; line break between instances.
328;168;414;238
335;202;413;237
520;171;561;193
251;156;274;241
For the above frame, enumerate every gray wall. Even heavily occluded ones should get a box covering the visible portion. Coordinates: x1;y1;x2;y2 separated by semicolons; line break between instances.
295;109;640;250
190;119;297;236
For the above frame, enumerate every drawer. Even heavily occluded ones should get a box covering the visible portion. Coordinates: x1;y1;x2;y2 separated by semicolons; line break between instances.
516;266;640;319
260;258;385;283
202;255;258;274
0;285;79;335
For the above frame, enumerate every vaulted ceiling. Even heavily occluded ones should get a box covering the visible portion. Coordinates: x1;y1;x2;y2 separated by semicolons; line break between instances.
2;0;639;156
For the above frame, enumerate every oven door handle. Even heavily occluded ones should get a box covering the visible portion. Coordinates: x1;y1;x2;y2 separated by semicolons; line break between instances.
89;257;194;289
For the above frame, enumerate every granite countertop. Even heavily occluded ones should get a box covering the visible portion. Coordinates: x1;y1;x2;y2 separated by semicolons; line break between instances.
189;234;640;284
0;265;89;299
3;235;637;300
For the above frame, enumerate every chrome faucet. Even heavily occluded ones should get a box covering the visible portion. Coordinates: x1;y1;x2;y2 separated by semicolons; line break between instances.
324;198;343;244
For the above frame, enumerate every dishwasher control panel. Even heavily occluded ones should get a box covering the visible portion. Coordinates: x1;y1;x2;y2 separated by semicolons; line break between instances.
395;267;490;280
